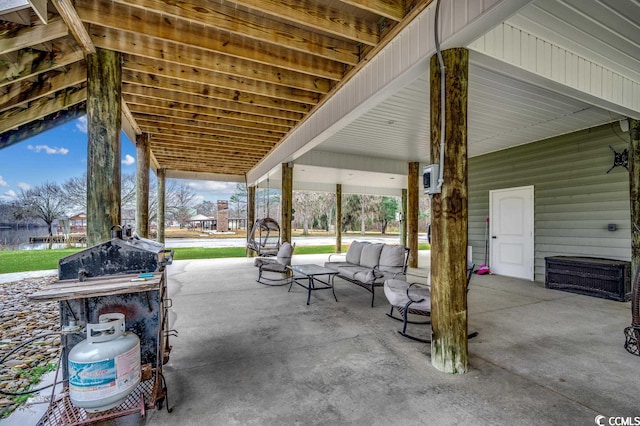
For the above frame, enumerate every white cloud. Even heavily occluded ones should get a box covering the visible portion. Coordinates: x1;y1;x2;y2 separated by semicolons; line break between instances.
122;154;135;166
0;176;7;187
18;182;31;190
0;189;17;201
76;116;88;133
27;144;69;155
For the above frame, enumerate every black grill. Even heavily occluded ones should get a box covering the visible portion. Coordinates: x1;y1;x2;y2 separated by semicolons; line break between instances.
58;232;172;280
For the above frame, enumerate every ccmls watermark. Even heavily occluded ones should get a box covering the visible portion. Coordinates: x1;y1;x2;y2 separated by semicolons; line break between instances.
595;415;640;426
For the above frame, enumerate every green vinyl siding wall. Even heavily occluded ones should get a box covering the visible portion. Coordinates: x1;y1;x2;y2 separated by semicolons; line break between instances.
468;123;631;282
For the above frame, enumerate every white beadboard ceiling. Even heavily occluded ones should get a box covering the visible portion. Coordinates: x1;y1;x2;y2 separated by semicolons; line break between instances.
261;0;639;194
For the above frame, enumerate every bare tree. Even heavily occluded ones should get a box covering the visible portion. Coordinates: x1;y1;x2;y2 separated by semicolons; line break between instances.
167;181;196;228
62;174;87;212
19;182;67;248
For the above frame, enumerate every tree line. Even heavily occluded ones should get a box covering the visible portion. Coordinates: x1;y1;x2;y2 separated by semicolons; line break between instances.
0;177;431;238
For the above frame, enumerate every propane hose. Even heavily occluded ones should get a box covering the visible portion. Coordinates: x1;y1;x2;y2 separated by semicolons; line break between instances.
0;330;79;396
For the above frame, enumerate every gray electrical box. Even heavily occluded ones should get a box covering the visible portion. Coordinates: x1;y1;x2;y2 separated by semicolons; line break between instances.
423;164;440;194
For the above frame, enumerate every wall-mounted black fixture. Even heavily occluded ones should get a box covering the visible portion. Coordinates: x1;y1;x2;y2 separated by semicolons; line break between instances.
607;145;628;174
608;224;617;231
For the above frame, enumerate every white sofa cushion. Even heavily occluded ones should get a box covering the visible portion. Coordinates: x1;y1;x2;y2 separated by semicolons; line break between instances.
346;241;368;264
360;243;383;268
378;245;405;272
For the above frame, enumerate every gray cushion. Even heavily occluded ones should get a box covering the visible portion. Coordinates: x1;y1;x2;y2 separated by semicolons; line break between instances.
384;279;430;311
276;242;294;265
346;241;368;265
378;245;406;272
254;257;277;267
336;265;368;280
359;243;383;268
324;261;350;272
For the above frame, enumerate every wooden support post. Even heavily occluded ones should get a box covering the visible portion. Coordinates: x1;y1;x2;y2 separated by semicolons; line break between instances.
407;162;419;268
247;185;256;257
281;162;293;244
430;48;470;374
157;168;166;244
401;188;408;247
629;119;640;327
336;184;342;253
136;132;150;238
86;48;121;246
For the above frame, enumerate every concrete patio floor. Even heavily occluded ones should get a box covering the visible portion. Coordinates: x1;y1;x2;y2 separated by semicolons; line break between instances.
135;251;639;425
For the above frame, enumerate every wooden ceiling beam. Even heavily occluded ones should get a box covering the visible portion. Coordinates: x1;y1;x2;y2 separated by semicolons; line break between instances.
115;0;359;65
133;113;284;140
152;157;250;176
0;101;85;150
152;138;271;157
338;0;405;21
123;95;296;129
126;104;290;134
0;16;68;55
122;85;304;121
122;57;322;105
0;37;84;88
136;118;281;144
97;34;331;94
231;0;379;46
151;145;267;161
146;131;274;151
140;125;276;149
0;61;85;113
76;0;345;80
0;86;86;132
52;0;96;54
122;71;313;114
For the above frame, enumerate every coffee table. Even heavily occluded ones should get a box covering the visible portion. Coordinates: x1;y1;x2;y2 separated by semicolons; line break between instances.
288;264;339;305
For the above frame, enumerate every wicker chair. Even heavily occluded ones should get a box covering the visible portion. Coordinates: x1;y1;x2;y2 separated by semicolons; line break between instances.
254;242;295;286
384;262;478;343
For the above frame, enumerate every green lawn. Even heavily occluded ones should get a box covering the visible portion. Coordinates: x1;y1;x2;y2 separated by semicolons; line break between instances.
0;243;430;274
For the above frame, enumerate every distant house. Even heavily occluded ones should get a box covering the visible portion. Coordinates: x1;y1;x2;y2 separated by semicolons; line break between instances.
69;213;86;233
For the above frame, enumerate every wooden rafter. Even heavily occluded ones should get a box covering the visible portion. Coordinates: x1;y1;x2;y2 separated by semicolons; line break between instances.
77;0;346;80
339;0;405;21
0;85;86;132
229;0;379;45
122;57;322;105
115;0;360;65
0;37;83;88
0;17;68;55
122;72;313;114
0;61;85;113
0;0;433;179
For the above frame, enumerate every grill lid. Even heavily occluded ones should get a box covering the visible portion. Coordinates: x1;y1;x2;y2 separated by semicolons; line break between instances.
58;232;173;280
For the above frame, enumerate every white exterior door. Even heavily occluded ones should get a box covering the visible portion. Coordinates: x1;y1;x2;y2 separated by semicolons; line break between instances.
490;186;534;280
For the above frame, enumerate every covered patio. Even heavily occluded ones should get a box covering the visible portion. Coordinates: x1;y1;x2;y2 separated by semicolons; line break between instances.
142;252;637;425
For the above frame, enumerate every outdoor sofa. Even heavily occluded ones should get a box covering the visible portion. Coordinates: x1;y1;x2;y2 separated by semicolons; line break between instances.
324;241;409;306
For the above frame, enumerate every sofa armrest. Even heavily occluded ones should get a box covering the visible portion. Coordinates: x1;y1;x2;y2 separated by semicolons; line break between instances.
328;253;347;262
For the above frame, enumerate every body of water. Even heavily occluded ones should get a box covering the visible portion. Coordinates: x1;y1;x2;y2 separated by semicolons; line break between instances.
0;227;80;250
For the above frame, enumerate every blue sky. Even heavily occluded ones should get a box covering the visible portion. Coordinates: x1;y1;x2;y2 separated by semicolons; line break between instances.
0;116;239;205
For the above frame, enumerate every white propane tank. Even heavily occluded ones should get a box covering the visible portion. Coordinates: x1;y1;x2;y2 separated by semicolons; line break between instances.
68;313;141;412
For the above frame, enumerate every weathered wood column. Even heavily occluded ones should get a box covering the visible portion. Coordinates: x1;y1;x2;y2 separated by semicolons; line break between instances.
430;47;470;374
157;168;166;244
401;188;408;247
336;184;342;253
247;185;256;257
281;163;293;244
86;48;122;246
135;132;150;238
407;162;420;268
629;118;640;328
